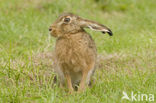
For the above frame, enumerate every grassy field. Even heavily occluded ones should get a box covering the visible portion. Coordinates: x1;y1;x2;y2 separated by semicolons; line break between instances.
0;0;156;103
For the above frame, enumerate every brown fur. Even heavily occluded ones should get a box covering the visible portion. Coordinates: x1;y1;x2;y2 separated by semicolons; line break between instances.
49;13;112;93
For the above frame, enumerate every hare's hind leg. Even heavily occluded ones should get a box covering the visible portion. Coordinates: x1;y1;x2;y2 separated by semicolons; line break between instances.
52;75;65;89
78;62;95;92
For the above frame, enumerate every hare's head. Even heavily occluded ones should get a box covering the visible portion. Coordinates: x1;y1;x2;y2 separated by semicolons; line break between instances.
49;13;113;37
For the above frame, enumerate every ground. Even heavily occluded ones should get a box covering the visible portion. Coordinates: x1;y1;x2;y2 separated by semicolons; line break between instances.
0;0;155;103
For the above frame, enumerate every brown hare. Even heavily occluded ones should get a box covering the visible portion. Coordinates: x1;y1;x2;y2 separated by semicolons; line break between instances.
49;13;113;93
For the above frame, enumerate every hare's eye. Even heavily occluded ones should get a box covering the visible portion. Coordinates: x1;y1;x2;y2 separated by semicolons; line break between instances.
64;18;70;23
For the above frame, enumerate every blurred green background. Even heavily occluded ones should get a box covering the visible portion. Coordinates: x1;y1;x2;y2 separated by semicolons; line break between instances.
0;0;155;103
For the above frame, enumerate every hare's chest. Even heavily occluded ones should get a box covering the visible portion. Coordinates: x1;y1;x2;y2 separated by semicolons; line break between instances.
55;37;86;55
55;38;87;70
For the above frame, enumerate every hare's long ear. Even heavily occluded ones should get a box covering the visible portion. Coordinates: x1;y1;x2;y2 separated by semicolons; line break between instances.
79;18;113;36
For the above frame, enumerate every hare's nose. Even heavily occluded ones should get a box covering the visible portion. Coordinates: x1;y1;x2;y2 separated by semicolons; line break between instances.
49;28;52;31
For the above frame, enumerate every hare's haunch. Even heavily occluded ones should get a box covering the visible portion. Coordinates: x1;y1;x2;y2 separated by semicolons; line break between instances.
49;13;113;93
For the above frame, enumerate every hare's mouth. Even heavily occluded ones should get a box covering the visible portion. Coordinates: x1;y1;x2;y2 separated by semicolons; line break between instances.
50;30;58;37
50;31;54;36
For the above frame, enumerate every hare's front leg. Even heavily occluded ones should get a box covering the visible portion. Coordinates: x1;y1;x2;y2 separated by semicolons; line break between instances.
78;62;95;92
64;72;74;93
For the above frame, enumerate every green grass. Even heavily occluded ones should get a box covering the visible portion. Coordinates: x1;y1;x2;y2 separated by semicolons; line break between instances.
0;0;156;103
